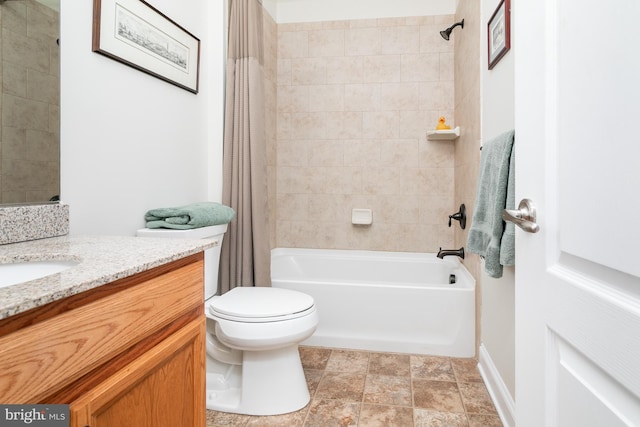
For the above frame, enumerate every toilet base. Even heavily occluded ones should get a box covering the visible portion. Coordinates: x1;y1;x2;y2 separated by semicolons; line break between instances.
206;344;310;416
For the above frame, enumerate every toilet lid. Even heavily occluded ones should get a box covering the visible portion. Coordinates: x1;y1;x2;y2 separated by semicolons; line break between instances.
209;287;314;320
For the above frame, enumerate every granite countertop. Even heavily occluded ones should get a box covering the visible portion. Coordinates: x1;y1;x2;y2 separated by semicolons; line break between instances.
0;235;218;320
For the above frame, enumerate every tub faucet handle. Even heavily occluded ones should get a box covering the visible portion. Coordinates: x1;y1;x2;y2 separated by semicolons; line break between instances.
448;204;466;229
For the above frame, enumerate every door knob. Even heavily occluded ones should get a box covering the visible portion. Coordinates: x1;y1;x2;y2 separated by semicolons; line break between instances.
502;198;540;233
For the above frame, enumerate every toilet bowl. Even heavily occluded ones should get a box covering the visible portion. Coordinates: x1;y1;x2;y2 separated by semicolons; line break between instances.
136;224;318;416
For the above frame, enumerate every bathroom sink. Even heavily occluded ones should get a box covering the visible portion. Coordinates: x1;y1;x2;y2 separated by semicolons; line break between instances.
0;259;80;289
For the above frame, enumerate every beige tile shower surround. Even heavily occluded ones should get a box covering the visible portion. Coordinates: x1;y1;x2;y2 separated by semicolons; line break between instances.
451;0;482;344
206;346;503;427
273;15;458;252
262;7;485;349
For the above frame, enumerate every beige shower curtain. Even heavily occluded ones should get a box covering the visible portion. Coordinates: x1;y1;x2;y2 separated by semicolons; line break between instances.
220;0;271;292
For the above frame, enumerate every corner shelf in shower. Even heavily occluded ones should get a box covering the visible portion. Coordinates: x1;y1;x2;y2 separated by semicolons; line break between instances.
426;126;460;141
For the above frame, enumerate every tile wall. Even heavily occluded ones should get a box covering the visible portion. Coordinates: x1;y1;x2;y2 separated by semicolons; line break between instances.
264;11;278;249
275;15;458;252
452;0;482;346
0;0;60;204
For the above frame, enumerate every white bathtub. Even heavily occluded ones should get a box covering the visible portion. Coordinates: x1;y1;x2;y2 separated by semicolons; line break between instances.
271;248;475;357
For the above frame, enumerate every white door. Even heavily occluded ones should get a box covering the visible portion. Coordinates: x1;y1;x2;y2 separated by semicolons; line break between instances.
514;0;640;425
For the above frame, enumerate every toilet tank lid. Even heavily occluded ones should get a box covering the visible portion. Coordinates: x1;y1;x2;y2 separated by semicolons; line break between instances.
136;224;228;239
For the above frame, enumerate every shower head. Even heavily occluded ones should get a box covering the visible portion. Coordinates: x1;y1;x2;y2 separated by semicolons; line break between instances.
440;19;464;41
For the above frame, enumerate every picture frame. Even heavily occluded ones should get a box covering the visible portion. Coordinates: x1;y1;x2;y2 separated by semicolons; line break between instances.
487;0;511;70
93;0;201;93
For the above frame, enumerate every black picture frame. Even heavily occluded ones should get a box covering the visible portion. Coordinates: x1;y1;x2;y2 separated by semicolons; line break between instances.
93;0;201;93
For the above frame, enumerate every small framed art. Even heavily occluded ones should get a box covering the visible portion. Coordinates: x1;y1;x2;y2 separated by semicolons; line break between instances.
487;0;511;70
93;0;200;93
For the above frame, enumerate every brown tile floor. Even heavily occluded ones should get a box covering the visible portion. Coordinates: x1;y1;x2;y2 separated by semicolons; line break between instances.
206;346;503;427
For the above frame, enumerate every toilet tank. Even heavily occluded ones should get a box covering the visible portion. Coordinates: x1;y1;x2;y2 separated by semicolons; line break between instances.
136;224;227;300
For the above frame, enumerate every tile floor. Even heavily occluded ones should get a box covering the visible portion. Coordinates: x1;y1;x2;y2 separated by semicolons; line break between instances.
206;346;503;427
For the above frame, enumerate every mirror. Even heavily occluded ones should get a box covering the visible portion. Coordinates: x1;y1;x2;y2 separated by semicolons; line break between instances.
0;0;60;205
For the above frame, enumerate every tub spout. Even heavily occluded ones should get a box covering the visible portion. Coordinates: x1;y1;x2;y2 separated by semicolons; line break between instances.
437;247;465;259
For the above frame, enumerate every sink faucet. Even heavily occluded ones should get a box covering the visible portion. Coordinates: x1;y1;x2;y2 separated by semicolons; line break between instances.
437;247;465;259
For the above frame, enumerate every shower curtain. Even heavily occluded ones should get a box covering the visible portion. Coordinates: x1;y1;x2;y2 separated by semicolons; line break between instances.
219;0;271;292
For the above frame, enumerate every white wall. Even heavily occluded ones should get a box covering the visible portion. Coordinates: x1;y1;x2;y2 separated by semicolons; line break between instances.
263;0;278;21
275;0;456;23
60;0;225;235
480;0;516;402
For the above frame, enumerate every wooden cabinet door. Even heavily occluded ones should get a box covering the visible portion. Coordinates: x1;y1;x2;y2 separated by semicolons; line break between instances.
70;318;205;427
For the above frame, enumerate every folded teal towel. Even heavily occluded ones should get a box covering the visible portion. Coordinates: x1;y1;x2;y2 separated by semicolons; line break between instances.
467;130;515;278
145;202;235;230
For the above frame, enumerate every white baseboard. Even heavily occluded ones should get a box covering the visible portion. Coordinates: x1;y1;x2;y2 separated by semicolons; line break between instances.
477;344;516;427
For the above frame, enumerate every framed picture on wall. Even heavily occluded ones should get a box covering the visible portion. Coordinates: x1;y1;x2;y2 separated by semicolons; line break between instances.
92;0;201;93
487;0;511;70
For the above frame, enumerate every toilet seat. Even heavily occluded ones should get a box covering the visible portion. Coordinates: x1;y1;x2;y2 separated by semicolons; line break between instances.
207;288;319;351
208;287;315;323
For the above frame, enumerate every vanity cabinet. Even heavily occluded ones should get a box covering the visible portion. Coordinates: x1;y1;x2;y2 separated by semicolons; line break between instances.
69;318;203;427
0;253;206;427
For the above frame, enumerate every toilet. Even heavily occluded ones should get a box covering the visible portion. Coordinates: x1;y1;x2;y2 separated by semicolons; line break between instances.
136;224;319;416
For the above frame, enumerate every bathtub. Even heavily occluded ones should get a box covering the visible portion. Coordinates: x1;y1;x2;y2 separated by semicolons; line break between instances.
271;248;475;357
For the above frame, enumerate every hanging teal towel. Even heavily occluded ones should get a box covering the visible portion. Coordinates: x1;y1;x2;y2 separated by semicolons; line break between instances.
145;202;236;230
467;130;515;278
499;147;516;267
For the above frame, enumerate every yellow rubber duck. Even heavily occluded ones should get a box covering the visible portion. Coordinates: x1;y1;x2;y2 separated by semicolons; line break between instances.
436;116;451;130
